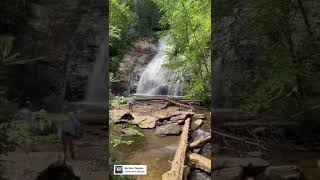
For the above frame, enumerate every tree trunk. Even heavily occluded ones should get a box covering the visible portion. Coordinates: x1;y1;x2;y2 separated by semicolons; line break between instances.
162;118;190;180
189;135;211;149
187;153;211;173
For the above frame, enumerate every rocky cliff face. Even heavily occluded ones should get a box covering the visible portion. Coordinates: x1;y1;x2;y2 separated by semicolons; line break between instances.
112;39;157;95
15;0;106;111
212;1;260;108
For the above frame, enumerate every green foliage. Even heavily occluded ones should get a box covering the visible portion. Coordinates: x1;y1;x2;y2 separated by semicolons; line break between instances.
31;134;58;144
0;120;28;145
119;96;128;104
0;0;33;35
0;98;18;155
132;0;161;37
32;110;55;135
230;0;320;120
0;35;14;60
152;0;211;99
109;0;161;73
110;96;128;109
109;0;137;44
109;0;137;72
110;138;134;147
120;127;144;137
0;35;14;95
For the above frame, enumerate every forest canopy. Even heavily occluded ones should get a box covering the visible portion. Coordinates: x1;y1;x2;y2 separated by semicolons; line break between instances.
109;0;211;100
153;0;211;99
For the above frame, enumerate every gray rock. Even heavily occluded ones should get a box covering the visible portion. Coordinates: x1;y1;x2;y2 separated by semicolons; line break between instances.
200;142;211;157
190;169;211;180
112;110;133;123
191;119;203;130
192;114;206;119
155;124;181;135
213;167;244;180
214;157;270;176
166;111;195;119
170;114;187;121
256;165;302;180
190;129;210;142
132;115;157;129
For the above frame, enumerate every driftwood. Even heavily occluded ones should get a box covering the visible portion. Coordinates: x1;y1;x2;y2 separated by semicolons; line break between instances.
221;121;299;127
162;118;191;180
187;153;211;173
2;53;20;62
213;130;267;150
162;102;171;109
189;135;211;149
4;57;44;65
166;99;193;109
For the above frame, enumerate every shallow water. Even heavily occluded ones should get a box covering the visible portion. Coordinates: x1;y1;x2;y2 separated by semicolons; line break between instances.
110;108;211;180
110;128;178;179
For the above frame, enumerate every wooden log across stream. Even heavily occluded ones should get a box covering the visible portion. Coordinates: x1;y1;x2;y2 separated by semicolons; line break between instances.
162;118;190;180
162;118;211;180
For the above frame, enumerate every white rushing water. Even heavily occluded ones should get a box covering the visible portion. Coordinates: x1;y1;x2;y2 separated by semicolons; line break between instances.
136;39;181;96
86;37;108;103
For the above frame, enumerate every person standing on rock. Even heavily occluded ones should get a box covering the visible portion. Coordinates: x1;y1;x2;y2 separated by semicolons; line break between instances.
115;92;120;109
127;95;135;112
57;111;81;161
17;100;34;132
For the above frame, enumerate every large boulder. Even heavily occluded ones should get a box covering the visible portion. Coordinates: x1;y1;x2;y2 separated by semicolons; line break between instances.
256;165;302;180
192;114;206;120
155;124;181;135
132;115;157;129
214;157;270;176
190;129;210;142
190;169;211;180
170;114;188;121
213;167;244;180
191;119;203;130
111;110;133;123
159;111;195;121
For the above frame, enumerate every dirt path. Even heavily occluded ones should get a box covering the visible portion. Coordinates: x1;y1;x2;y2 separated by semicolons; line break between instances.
1;125;107;180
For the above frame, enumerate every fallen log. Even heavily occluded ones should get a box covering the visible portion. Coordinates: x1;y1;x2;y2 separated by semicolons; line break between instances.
187;153;211;173
162;102;171;109
189;135;211;149
166;99;193;109
221;121;299;127
213;130;267;150
4;57;44;65
2;53;20;62
162;118;191;180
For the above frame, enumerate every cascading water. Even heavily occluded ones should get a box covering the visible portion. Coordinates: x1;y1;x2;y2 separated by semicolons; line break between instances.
136;39;181;96
86;37;108;103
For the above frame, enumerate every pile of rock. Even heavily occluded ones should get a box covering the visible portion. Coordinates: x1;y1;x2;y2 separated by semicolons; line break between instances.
187;129;212;180
112;110;207;136
213;157;303;180
155;111;206;135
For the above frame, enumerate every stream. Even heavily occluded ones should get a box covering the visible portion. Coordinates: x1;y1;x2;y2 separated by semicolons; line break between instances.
110;108;211;180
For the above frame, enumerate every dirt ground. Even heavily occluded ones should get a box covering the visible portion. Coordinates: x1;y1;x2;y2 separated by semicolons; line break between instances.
1;125;107;180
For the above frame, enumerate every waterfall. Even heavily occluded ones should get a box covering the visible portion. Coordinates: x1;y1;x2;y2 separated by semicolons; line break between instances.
86;37;108;103
136;39;181;96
